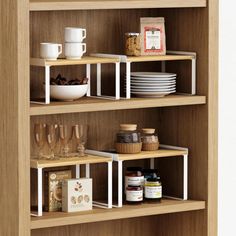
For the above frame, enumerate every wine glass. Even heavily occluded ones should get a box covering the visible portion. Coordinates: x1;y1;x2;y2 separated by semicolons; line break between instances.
46;124;59;160
59;124;72;158
34;123;46;159
72;124;88;157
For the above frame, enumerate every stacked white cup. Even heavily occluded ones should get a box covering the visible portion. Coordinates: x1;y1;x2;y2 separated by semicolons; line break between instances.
65;27;87;60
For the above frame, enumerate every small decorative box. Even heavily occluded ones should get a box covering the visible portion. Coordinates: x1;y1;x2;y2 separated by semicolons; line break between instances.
62;178;92;212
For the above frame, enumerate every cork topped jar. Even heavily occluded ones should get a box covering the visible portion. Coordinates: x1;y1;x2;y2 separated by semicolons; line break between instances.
141;128;159;151
115;124;142;154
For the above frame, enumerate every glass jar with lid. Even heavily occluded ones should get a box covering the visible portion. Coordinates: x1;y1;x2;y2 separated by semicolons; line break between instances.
141;128;159;151
144;177;162;203
125;167;144;189
126;185;143;204
115;124;142;154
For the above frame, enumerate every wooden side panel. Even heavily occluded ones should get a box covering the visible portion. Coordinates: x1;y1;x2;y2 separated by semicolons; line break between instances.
0;0;30;236
208;0;219;235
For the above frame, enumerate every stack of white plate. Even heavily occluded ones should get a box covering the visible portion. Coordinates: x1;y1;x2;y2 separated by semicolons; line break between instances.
129;72;177;98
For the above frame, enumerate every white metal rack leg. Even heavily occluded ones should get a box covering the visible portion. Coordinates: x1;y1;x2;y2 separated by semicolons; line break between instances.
115;62;120;100
160;144;189;200
85;163;90;178
126;62;131;99
31;168;43;217
92;161;113;209
86;64;91;96
97;63;101;96
76;164;80;178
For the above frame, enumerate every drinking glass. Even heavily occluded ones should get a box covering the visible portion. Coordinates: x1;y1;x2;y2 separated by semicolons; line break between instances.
59;124;72;158
46;124;59;160
34;123;46;159
72;124;88;157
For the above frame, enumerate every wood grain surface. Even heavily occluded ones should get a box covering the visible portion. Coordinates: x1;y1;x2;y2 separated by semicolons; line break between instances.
0;0;30;235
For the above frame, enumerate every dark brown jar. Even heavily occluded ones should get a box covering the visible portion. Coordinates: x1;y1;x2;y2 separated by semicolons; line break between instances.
125;167;144;189
126;185;143;204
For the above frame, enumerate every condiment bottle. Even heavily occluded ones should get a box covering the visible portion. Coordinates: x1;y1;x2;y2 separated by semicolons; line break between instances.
125;167;144;190
144;177;162;203
141;128;159;151
126;185;143;204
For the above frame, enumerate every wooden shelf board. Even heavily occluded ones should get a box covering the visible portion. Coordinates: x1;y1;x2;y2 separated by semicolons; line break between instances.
126;54;194;63
30;57;119;67
29;0;207;11
30;95;206;116
31;199;205;229
30;155;112;168
116;149;187;161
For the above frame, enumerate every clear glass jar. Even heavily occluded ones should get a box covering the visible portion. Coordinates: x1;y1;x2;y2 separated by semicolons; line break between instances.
144;177;162;203
141;128;159;151
125;33;141;56
116;124;141;143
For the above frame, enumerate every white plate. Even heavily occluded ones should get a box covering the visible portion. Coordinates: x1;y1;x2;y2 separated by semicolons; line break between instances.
131;72;177;78
131;88;176;92
130;77;176;82
131;90;175;98
131;85;176;89
131;81;176;86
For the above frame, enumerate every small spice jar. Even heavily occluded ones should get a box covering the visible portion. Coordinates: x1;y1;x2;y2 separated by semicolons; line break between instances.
125;33;141;56
144;177;162;203
115;124;142;154
126;185;143;204
125;167;144;189
141;128;159;151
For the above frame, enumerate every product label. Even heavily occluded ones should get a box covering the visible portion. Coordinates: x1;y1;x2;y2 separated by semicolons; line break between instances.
144;26;163;53
145;185;162;199
125;176;144;188
126;190;143;202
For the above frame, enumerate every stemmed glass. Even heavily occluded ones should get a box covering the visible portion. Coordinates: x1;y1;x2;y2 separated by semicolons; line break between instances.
46;124;59;160
59;124;72;158
34;123;46;159
72;124;88;157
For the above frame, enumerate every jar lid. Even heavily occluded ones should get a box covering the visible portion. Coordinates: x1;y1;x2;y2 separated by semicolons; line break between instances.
127;167;143;172
142;128;156;134
120;124;137;131
147;177;160;182
125;32;140;36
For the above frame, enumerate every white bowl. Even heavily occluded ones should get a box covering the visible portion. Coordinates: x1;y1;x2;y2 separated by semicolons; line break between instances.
50;84;88;101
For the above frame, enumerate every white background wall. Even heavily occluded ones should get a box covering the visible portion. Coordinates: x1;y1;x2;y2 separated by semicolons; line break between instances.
219;0;236;235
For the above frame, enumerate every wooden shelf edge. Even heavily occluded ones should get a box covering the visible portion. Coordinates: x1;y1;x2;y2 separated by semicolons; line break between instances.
30;155;112;169
30;199;205;230
30;95;206;116
29;0;207;11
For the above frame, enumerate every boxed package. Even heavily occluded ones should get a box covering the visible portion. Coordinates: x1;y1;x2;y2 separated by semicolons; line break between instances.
140;17;166;56
62;178;92;212
44;169;72;212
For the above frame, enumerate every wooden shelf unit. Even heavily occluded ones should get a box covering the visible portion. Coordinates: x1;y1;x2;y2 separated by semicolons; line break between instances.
29;0;207;11
31;199;206;229
30;95;206;116
0;0;218;236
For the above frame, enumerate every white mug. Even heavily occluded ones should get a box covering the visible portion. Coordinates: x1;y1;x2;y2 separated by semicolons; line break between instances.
40;43;62;60
65;43;86;60
65;27;86;43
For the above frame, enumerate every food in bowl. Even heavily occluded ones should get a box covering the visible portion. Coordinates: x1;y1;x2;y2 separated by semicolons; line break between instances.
50;74;89;101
